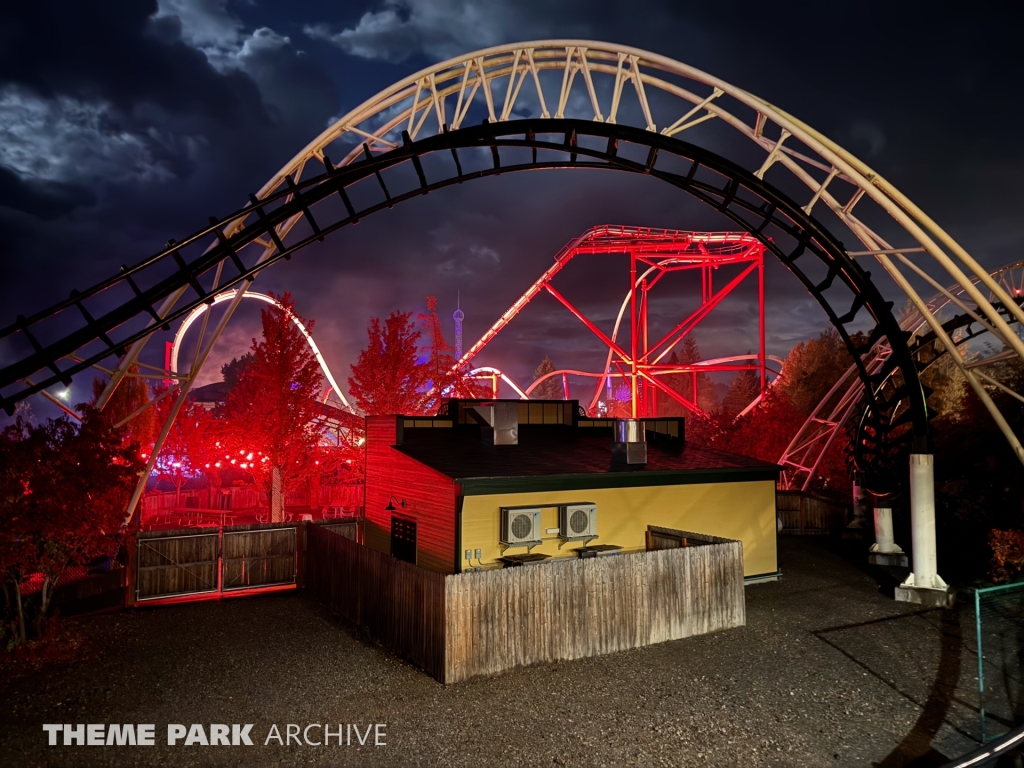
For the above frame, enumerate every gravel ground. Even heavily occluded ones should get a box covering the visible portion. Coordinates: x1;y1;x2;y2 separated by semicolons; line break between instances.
0;537;983;768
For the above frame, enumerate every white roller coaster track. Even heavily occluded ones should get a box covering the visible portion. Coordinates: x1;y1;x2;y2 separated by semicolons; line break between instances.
168;290;353;411
97;40;1023;524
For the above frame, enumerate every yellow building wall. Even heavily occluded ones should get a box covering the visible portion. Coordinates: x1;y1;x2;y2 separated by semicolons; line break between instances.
460;480;777;578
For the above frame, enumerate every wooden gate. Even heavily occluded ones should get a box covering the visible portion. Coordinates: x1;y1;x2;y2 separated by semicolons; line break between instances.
222;527;297;591
136;531;219;601
133;523;306;603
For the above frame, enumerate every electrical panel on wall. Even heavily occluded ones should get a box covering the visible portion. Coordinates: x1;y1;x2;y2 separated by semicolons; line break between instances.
559;503;597;540
500;507;542;546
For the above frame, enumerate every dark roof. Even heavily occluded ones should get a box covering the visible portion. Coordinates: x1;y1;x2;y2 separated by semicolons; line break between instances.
395;424;780;495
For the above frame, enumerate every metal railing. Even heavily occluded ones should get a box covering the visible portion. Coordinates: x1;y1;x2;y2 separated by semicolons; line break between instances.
975;581;1024;743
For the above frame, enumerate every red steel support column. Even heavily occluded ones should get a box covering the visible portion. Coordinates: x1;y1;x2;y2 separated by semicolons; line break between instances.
630;252;638;418
641;277;651;417
759;246;767;392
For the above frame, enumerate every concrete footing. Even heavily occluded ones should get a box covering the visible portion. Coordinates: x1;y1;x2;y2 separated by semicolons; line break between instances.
895;583;956;608
869;551;909;568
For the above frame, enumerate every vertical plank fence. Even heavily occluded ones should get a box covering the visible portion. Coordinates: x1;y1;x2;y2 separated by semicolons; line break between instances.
306;524;446;680
306;526;744;684
776;491;851;534
444;532;744;683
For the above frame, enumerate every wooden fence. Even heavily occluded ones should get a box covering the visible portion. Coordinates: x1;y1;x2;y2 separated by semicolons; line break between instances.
776;491;851;535
444;530;745;683
306;524;447;680
306;526;744;684
141;483;364;515
132;520;359;603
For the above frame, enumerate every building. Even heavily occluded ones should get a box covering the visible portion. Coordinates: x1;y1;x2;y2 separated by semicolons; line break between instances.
363;399;780;580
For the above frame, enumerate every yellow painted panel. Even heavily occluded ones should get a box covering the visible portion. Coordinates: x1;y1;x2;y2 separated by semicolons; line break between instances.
460;480;776;577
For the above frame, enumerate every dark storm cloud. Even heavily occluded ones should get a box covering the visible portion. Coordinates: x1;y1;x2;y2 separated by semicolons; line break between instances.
0;0;264;124
2;0;1023;411
0;166;95;220
0;0;341;319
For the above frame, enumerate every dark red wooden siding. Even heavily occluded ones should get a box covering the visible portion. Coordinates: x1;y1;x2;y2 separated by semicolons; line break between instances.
364;416;458;574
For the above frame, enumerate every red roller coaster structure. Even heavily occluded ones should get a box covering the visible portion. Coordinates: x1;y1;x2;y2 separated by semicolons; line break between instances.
459;225;772;418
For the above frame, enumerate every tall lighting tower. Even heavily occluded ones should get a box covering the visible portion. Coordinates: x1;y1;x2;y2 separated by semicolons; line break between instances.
453;290;465;359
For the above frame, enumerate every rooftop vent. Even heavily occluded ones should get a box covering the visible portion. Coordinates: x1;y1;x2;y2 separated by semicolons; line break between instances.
612;419;647;465
471;401;519;445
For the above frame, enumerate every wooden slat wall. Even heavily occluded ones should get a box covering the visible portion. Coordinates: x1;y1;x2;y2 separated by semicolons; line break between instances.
777;491;851;535
306;524;447;681
444;540;745;684
364;416;458;573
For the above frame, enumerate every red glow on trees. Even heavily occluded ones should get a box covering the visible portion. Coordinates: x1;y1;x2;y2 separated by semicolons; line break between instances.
349;310;427;416
0;409;142;645
220;292;325;521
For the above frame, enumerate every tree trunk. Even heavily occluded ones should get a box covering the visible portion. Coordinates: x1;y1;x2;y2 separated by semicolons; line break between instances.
271;465;284;522
14;580;26;645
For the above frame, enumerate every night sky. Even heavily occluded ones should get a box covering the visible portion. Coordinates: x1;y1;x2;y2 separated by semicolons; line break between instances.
2;1;1023;412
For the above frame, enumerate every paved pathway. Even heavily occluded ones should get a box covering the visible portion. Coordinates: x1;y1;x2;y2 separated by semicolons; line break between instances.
0;538;983;767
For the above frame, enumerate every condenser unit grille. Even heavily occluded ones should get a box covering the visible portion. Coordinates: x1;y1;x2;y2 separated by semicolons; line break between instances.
500;507;541;546
559;503;597;540
510;513;533;540
569;509;589;535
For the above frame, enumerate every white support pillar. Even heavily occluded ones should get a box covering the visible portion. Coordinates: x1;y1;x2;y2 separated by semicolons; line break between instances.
868;507;908;567
844;477;869;539
895;454;953;607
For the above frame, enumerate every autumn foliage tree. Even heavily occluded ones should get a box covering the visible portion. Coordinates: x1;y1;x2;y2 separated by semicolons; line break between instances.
220;293;324;521
0;409;142;647
349;310;428;416
90;365;159;450
350;298;484;417
150;385;218;509
700;330;854;493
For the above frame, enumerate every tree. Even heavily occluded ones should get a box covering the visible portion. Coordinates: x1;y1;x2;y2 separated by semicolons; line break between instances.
90;365;159;450
722;366;760;418
151;385;218;510
1;410;142;646
532;356;564;400
221;353;254;391
659;336;718;415
349;310;429;416
776;328;851;415
221;293;324;521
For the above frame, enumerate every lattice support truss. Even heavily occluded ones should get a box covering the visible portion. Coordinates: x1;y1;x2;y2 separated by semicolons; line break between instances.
457;224;774;418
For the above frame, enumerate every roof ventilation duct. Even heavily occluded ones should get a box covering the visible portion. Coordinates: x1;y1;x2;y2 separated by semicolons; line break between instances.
612;419;647;465
470;401;519;445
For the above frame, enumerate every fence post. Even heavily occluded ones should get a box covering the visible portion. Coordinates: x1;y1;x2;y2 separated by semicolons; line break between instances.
798;495;805;534
125;536;138;608
295;522;307;589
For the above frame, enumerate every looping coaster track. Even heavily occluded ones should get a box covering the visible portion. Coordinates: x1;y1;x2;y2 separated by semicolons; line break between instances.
0;40;1019;514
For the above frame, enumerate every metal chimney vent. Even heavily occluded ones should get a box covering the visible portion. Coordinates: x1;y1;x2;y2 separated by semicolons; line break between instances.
612;419;647;465
471;401;519;445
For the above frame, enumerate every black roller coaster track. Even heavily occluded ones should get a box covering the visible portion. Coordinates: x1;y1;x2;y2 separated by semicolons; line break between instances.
851;297;1022;493
0;119;930;491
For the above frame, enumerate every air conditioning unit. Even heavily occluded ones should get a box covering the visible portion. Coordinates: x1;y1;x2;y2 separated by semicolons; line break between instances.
500;507;542;546
559;503;597;540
